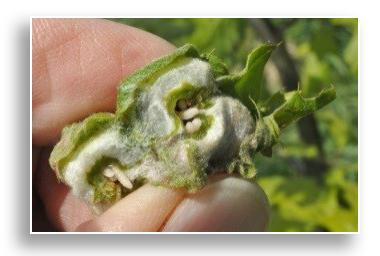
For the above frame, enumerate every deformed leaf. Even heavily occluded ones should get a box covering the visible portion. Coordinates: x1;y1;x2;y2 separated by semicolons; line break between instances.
116;44;200;120
217;43;278;112
49;43;335;214
200;50;229;78
266;85;336;130
49;113;115;180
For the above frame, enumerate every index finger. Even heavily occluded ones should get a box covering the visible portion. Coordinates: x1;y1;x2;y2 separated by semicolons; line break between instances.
32;18;175;145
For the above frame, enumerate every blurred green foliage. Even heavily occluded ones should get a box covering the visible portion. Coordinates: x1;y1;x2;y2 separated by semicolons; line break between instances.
110;18;358;232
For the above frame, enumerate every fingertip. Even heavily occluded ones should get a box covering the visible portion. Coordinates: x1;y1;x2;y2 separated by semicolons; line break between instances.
162;176;270;232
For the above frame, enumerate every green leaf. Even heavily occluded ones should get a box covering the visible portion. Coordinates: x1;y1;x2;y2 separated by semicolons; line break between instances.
260;90;295;116
258;171;358;232
264;85;336;130
200;50;229;77
216;43;278;113
344;27;358;77
184;19;245;64
310;25;338;59
116;44;200;119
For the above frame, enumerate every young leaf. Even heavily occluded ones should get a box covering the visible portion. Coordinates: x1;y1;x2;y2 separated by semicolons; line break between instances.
253;86;336;157
200;50;229;77
265;85;336;130
260;90;297;116
216;43;278;114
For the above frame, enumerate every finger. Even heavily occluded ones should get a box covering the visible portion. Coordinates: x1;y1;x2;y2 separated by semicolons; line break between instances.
162;175;270;232
76;185;185;232
35;149;94;231
32;18;175;145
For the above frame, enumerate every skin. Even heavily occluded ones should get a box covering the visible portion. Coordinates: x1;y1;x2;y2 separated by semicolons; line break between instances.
32;18;270;232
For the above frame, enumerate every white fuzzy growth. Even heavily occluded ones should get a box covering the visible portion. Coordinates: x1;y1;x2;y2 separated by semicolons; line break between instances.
125;140;193;185
126;156;165;184
63;129;129;203
152;58;214;94
137;58;216;137
60;59;257;213
195;101;225;155
194;96;254;166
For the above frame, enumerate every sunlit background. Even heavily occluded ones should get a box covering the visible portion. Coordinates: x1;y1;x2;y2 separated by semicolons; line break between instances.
111;18;358;232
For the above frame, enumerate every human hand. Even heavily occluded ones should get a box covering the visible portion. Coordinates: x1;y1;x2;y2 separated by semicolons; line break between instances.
32;18;270;232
